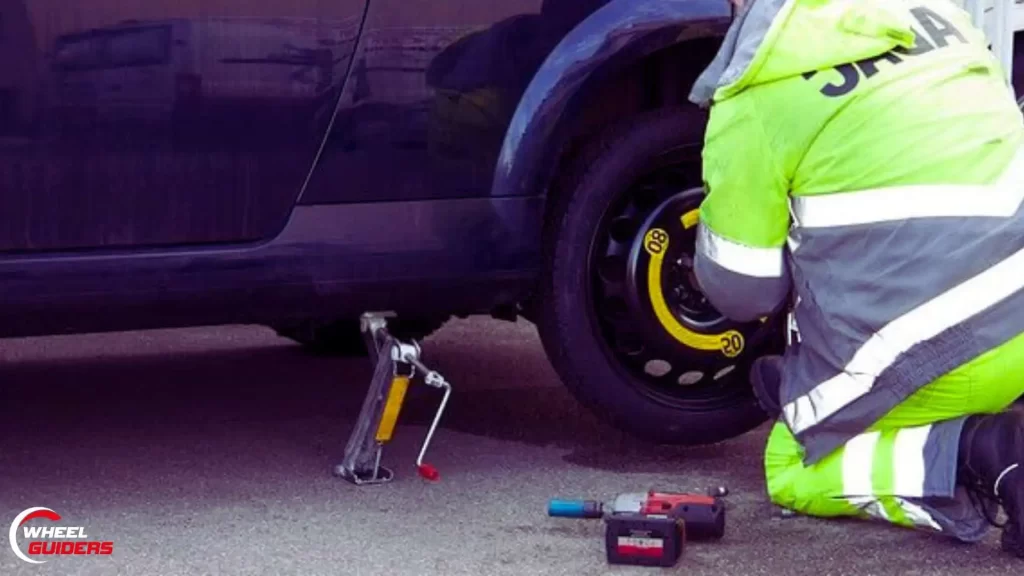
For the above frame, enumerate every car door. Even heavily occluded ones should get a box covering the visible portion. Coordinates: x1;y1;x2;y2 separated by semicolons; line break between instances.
0;0;366;252
98;24;176;124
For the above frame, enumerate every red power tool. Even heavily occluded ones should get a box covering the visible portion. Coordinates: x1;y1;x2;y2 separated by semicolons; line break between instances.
548;487;728;568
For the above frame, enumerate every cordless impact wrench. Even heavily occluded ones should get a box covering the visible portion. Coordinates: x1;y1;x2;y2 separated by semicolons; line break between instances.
547;487;727;568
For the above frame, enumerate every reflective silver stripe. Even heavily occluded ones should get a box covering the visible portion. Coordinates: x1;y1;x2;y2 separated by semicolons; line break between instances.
784;242;1024;435
893;425;931;499
843;432;888;520
696;224;784;278
896;499;942;532
892;426;943;530
842;431;878;496
842;429;941;531
848;496;889;521
791;145;1024;228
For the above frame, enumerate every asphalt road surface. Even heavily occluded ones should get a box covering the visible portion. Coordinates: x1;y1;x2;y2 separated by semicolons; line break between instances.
0;318;1020;576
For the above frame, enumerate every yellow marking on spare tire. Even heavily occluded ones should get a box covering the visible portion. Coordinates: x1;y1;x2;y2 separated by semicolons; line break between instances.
644;227;745;358
681;209;699;230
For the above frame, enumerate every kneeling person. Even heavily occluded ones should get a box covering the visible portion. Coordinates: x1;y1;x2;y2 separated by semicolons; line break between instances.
689;0;1024;558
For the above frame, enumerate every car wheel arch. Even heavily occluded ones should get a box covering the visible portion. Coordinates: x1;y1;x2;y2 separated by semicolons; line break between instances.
490;0;731;204
502;22;729;319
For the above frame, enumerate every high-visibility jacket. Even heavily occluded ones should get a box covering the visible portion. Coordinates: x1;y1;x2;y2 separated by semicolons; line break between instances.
689;0;1024;465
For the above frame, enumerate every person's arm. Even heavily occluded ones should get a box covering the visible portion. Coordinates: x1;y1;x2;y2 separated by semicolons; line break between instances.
693;96;791;323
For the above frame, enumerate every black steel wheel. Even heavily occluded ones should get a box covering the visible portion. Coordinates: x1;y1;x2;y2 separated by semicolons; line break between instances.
538;108;784;445
591;172;777;410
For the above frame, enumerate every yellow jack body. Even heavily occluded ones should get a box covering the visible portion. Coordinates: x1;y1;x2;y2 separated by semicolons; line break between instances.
375;375;410;442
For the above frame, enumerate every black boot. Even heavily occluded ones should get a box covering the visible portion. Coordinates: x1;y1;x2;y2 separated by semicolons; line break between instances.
749;355;784;419
957;411;1024;558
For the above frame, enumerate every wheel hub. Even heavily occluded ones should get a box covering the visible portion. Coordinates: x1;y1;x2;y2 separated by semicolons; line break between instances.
664;247;719;327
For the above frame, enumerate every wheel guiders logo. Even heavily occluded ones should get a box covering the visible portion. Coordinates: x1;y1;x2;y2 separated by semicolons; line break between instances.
9;507;114;564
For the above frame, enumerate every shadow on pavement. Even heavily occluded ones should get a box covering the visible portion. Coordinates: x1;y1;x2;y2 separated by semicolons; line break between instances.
0;321;750;503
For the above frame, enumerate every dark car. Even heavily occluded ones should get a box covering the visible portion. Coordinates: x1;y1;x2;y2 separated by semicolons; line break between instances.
1;0;1020;446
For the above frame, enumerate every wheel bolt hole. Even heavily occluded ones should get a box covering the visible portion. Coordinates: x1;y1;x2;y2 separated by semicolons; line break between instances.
599;256;626;283
609;217;638;243
644;359;672;378
714;366;736;380
617;336;644;356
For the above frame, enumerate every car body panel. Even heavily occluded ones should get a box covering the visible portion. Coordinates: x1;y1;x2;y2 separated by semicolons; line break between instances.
0;0;738;338
0;197;542;338
0;0;365;252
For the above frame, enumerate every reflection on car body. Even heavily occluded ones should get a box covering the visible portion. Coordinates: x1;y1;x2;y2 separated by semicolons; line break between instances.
50;17;359;138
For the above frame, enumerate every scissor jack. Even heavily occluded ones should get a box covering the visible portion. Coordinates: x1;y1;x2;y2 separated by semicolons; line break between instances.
333;313;452;485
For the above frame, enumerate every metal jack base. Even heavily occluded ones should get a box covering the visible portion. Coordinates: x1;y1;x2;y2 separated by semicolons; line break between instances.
333;313;452;486
334;448;394;486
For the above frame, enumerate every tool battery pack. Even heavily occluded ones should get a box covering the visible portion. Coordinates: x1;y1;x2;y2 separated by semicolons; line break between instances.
656;494;726;541
605;513;685;567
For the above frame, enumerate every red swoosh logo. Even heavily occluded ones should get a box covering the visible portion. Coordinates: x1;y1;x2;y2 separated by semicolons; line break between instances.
19;510;61;526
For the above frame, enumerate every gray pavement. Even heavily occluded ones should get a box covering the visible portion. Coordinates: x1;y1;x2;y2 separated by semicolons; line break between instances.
0;318;1019;576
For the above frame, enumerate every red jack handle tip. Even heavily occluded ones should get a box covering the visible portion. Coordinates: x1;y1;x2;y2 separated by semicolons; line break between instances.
417;463;440;482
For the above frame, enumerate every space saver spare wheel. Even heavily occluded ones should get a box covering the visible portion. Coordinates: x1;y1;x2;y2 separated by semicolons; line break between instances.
538;108;785;445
